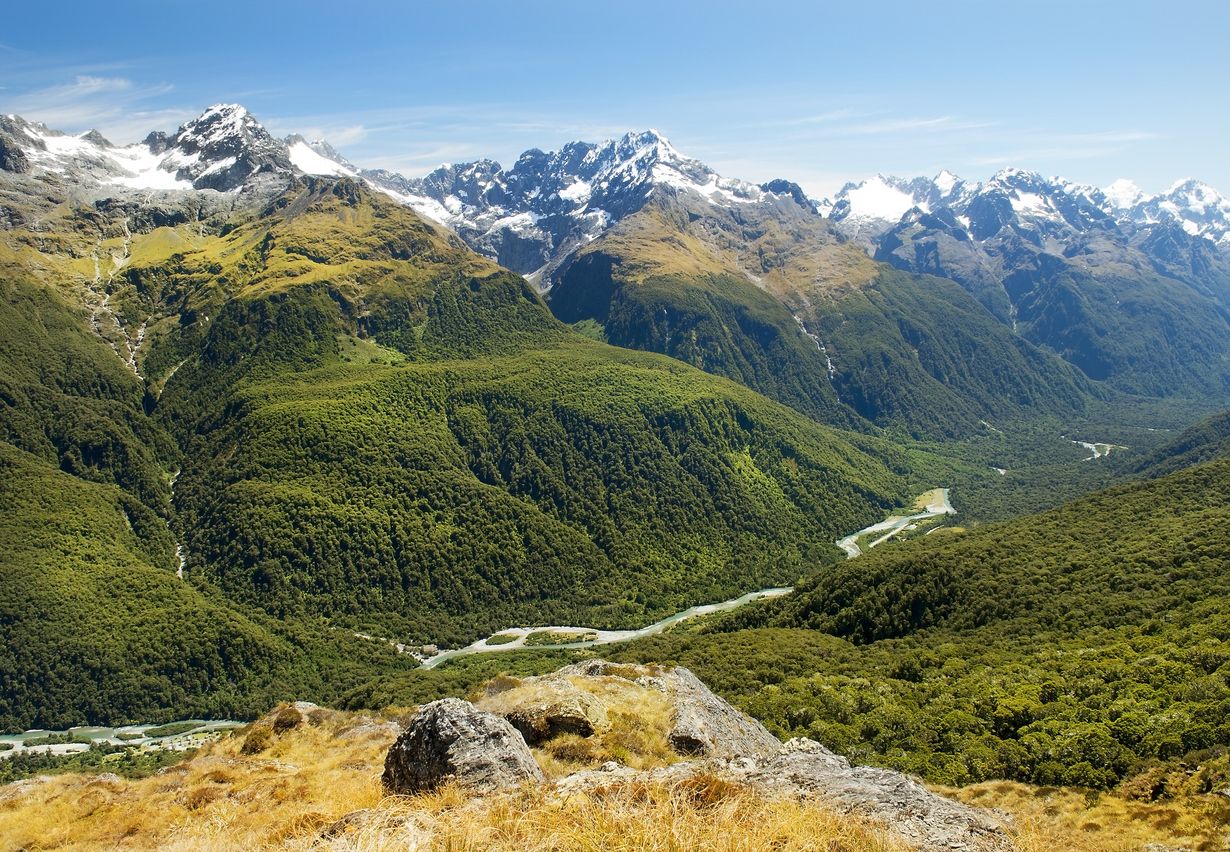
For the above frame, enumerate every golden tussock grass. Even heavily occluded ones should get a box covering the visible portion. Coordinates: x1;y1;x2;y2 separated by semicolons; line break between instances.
329;777;906;852
0;703;905;852
474;671;680;775
5;699;1226;851
949;779;1230;852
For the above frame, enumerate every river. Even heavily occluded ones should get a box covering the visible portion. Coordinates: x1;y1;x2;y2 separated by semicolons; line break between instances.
420;587;794;669
835;487;954;559
0;720;242;760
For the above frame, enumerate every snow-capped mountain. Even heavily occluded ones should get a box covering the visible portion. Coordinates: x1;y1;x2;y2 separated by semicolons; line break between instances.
3;100;1227;276
141;104;293;191
1122;179;1230;246
0;104;351;194
358;129;769;280
822;168;1230;252
823;171;971;244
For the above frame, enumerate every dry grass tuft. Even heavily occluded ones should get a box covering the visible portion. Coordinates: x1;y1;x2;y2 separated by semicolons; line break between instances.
947;779;1230;852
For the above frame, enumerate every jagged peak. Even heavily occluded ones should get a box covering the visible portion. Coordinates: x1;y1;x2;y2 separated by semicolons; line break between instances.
933;169;962;194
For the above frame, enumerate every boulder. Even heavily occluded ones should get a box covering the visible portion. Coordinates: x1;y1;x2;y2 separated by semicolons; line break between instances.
479;680;609;745
382;698;543;795
657;666;781;759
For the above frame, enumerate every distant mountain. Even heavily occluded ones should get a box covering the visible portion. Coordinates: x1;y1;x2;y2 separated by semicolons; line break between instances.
825;169;1230;396
357;129;767;283
4;103;1228;406
821;170;1230;252
545;172;1094;437
0;105;293;192
822;171;969;246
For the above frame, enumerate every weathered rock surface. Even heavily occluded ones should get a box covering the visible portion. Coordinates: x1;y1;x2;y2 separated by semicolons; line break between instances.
382;698;544;795
659;666;782;759
488;682;609;745
746;738;1010;850
553;660;781;759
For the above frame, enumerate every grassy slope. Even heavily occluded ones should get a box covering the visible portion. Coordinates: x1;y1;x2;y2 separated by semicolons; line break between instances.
549;194;1094;438
3;701;1224;851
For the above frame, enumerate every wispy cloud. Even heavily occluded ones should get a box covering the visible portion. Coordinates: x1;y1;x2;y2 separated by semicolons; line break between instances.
778;108;868;127
1;74;192;141
973;130;1163;167
819;116;997;137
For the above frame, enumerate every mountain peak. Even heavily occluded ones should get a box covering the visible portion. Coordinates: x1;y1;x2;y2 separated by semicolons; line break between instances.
934;169;962;195
165;104;291;190
1101;178;1143;209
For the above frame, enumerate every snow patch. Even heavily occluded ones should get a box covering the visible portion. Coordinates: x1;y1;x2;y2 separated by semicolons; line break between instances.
842;176;925;222
288;140;355;177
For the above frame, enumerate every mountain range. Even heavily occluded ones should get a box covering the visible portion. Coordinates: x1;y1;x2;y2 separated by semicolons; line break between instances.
5;103;1226;415
3;101;1230;735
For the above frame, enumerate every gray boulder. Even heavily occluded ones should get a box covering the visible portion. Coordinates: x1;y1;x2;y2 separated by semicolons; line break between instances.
382;698;543;795
658;666;782;759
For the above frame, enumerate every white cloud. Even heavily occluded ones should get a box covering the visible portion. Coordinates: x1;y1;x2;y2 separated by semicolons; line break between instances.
1;74;190;142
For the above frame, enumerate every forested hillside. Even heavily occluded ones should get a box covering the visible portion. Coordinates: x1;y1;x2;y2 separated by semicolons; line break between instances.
152;181;910;644
602;455;1230;789
549;192;1095;438
0;176;914;727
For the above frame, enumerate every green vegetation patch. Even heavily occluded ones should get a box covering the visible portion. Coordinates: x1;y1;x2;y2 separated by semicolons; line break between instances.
524;630;599;647
143;722;201;738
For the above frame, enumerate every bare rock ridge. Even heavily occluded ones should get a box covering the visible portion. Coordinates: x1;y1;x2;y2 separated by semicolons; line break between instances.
383;661;1012;850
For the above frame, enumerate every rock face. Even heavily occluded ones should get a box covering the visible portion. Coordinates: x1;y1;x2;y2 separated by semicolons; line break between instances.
495;683;609;745
0;132;30;174
745;738;1010;851
552;660;782;760
657;666;782;759
382;698;544;795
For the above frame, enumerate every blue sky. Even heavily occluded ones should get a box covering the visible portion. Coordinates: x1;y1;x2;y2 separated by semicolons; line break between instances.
2;0;1227;197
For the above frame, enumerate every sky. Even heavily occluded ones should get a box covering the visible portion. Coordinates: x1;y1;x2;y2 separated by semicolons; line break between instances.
1;0;1227;198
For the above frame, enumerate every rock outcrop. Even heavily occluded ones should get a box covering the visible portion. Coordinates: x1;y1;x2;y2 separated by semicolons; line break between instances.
382;698;544;795
746;738;1010;851
383;662;1012;849
549;660;782;760
555;739;1011;851
485;680;609;745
